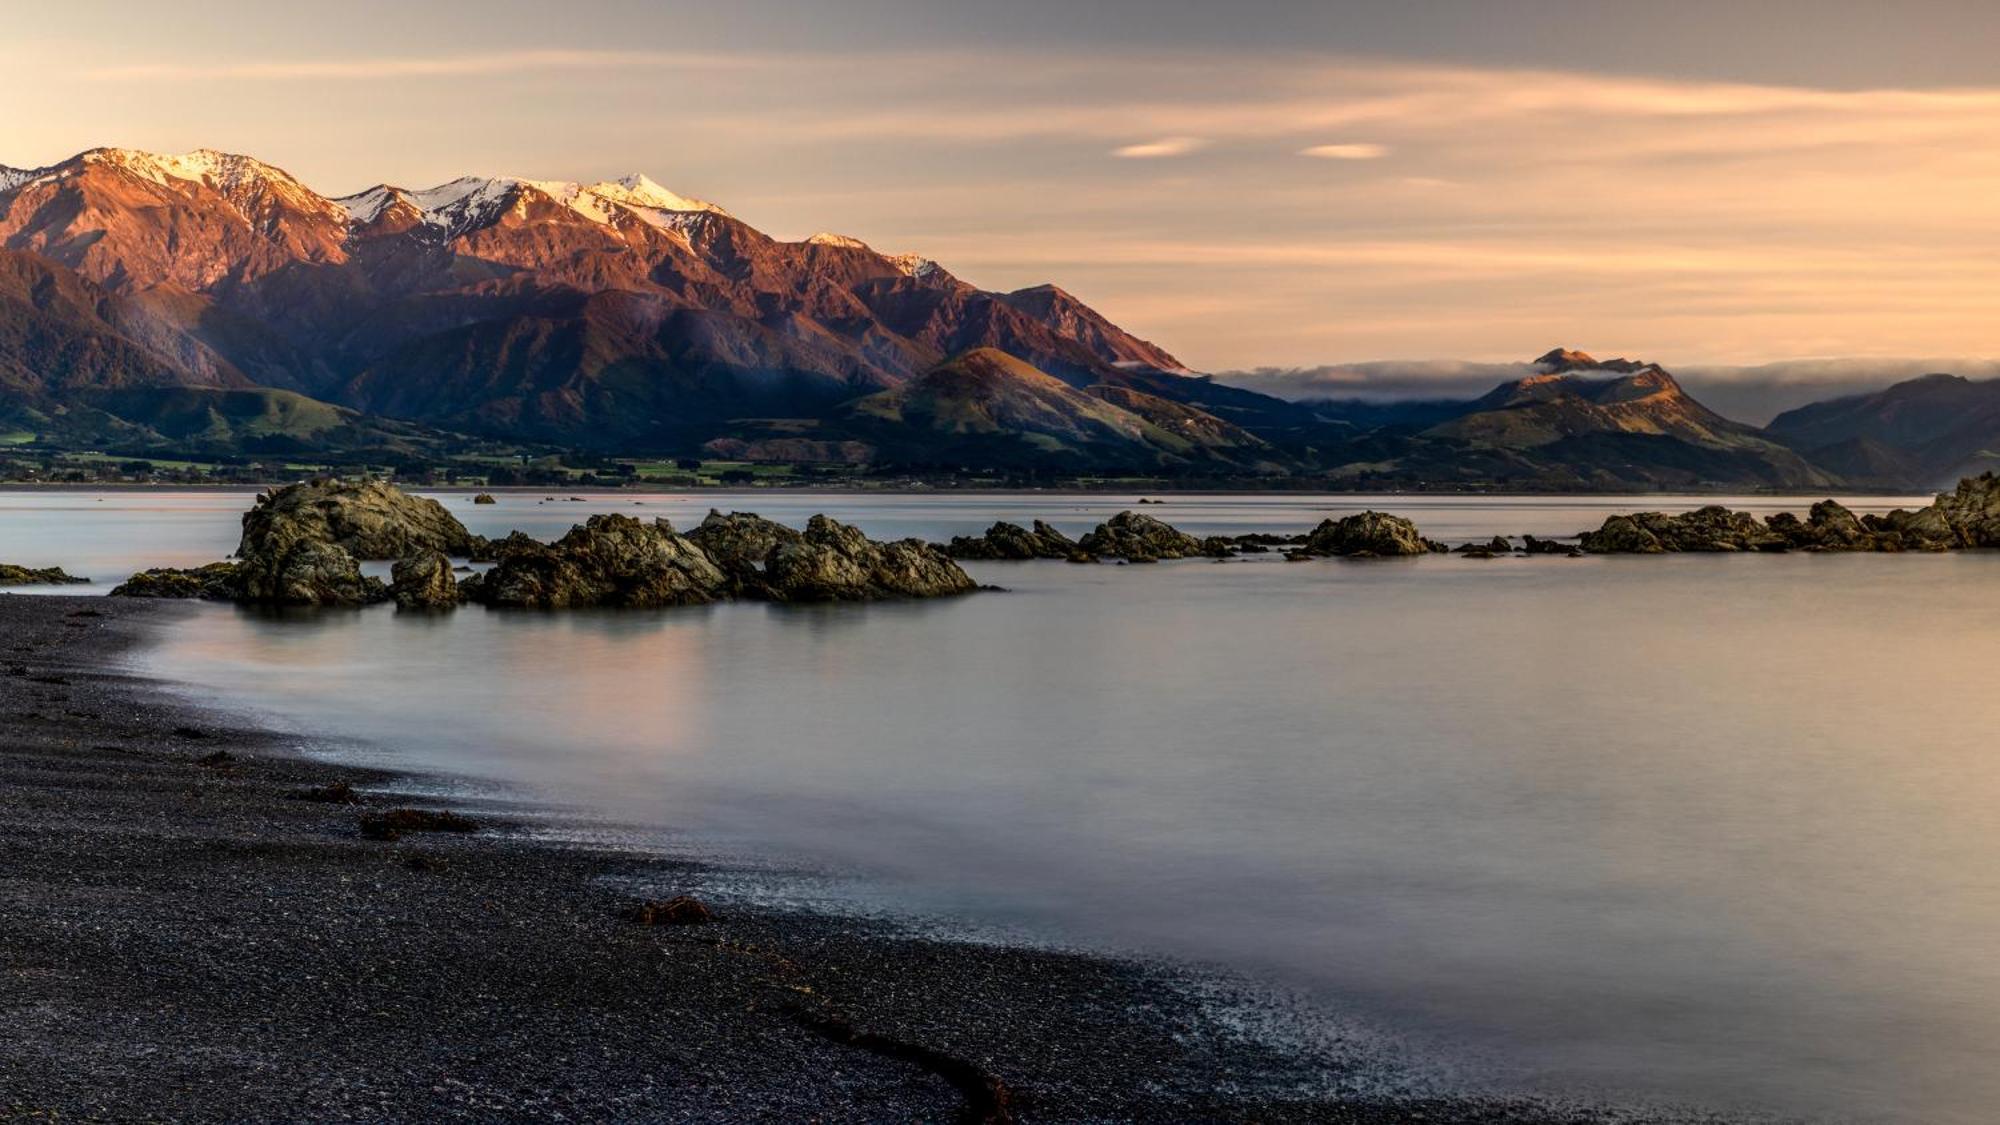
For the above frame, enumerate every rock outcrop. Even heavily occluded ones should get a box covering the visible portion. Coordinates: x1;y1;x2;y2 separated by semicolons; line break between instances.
390;551;459;610
943;520;1079;560
1575;481;2000;554
0;564;87;586
1578;507;1787;554
1076;511;1213;561
472;493;497;504
1927;471;2000;546
234;539;388;606
109;563;240;600
685;510;804;575
461;515;727;609
763;516;977;602
239;479;484;562
1300;511;1435;557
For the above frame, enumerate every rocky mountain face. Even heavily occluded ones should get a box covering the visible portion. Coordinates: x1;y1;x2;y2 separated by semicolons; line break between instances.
0;147;1932;487
0;147;1214;464
1765;372;2000;488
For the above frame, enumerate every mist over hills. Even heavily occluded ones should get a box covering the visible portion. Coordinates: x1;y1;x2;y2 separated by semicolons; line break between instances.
0;146;1991;489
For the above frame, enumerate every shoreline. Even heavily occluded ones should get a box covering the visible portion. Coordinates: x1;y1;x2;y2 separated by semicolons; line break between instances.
0;594;1649;1122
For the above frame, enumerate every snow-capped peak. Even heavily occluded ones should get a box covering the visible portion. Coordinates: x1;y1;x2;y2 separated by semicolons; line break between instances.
335;172;728;235
0;164;33;192
586;173;728;217
806;232;870;250
888;253;943;281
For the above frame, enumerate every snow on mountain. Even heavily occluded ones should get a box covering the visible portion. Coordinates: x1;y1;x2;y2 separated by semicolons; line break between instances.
888;252;943;281
333;172;726;235
585;174;728;217
0;164;34;192
807;232;870;250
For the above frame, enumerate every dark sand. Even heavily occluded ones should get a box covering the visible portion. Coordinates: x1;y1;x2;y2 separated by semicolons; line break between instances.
0;595;1688;1122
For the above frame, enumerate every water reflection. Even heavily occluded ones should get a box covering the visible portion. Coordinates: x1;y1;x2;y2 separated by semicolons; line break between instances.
12;490;1996;1121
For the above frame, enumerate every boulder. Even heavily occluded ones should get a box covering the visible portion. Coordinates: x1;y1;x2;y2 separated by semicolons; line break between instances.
109;563;241;600
684;509;804;575
462;514;727;609
1578;515;1663;554
0;564;87;586
390;551;460;610
1455;536;1512;554
472;493;498;504
763;516;978;602
943;520;1078;560
1077;511;1210;561
235;538;388;607
1302;511;1431;557
239;478;483;562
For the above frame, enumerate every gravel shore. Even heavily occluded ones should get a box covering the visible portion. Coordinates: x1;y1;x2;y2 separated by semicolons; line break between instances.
0;594;1667;1123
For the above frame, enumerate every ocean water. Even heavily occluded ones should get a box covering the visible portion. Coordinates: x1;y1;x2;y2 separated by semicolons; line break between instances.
7;488;1995;1123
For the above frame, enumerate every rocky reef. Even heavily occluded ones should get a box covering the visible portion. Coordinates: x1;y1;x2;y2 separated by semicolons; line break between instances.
763;516;977;602
1577;475;2000;554
943;520;1080;561
1298;512;1441;558
461;516;726;609
111;478;484;607
1076;512;1221;562
110;563;241;600
0;564;87;586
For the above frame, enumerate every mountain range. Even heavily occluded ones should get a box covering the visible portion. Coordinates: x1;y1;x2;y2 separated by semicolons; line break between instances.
0;147;1989;489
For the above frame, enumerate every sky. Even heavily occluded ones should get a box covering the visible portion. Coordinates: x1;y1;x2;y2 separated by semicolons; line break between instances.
6;0;2000;402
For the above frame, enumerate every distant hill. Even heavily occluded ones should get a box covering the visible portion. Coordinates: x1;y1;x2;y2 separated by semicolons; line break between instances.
842;348;1280;471
1767;373;2000;488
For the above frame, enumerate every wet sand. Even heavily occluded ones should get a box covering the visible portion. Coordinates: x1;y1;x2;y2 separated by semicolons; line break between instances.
0;594;1672;1122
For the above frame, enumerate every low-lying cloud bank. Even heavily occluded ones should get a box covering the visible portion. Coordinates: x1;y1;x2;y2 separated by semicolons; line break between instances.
1214;357;2000;426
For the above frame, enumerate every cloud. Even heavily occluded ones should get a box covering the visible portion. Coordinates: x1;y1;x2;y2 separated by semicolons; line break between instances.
1110;136;1208;158
83;49;749;82
1214;361;1533;403
1298;142;1387;159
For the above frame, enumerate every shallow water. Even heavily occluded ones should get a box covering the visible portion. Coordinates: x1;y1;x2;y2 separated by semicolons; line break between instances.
8;488;1993;1123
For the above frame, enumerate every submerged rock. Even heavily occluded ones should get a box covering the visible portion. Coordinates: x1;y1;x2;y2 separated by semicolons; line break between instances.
463;514;727;609
390;551;460;610
0;564;87;586
1301;511;1434;557
109;563;241;600
943;520;1079;560
472;493;497;504
1077;511;1211;561
764;516;977;602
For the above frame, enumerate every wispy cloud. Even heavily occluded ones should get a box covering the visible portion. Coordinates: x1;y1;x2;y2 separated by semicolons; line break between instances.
1298;142;1387;159
83;49;749;82
1111;136;1208;159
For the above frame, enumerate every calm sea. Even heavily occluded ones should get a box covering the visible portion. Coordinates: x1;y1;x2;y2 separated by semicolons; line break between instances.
6;488;1993;1123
